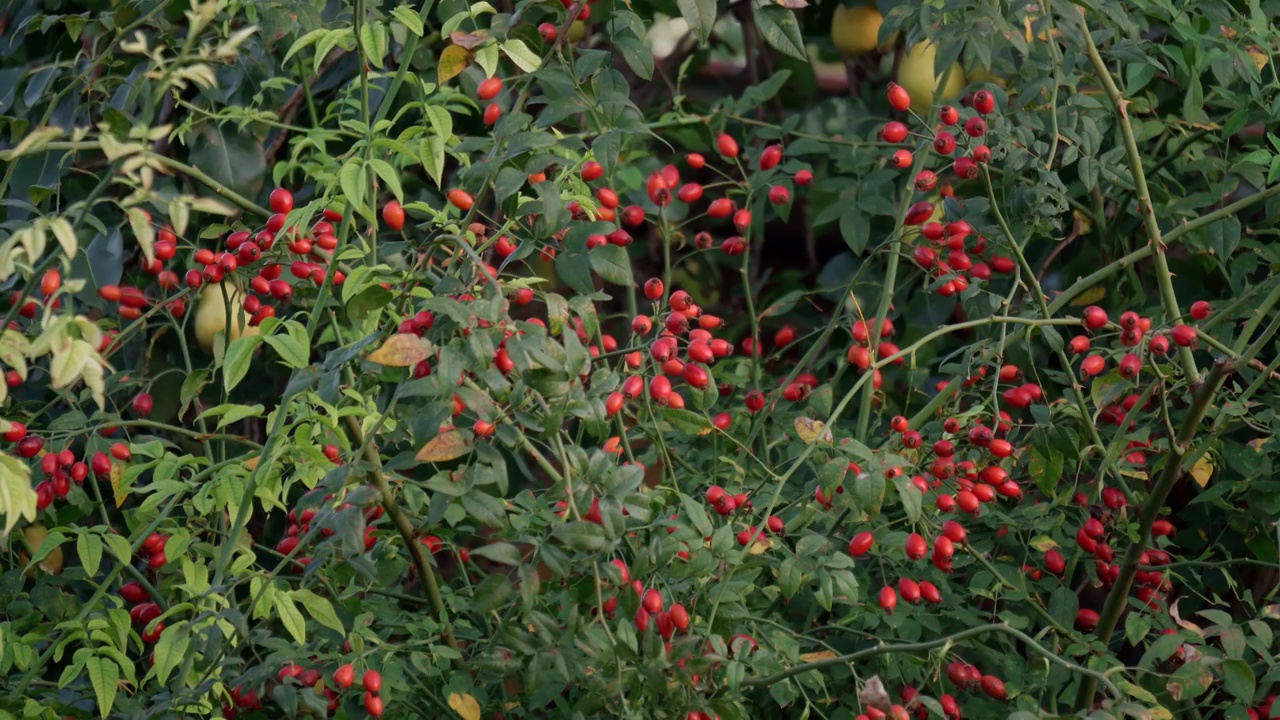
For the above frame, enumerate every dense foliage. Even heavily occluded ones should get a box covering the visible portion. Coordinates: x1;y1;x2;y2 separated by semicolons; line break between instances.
3;0;1280;718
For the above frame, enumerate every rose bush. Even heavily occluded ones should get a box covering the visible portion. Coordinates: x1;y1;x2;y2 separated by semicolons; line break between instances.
2;0;1280;718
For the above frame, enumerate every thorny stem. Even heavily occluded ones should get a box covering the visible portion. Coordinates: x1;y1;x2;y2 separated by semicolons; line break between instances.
1073;356;1232;711
742;622;1122;698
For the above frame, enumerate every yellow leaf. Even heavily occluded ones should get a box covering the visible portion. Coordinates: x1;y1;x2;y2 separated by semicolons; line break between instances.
794;417;832;445
448;692;481;720
799;650;837;663
244;455;260;471
438;45;475;85
748;539;771;555
1073;209;1093;236
110;460;129;508
1029;535;1058;552
368;333;430;367
1190;453;1213;488
415;430;472;463
1069;286;1107;307
1248;437;1268;453
1247;46;1269;72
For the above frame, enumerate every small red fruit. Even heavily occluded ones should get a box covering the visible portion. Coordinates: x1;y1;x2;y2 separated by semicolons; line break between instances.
887;83;911;111
879;585;898;613
716;133;739;158
477;76;503;100
362;669;382;693
849;531;874;557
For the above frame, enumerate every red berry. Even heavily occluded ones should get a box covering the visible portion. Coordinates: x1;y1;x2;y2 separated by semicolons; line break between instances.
1171;324;1197;347
477;76;503;101
362;670;382;693
269;188;294;214
794;169;813;186
132;392;153;417
881;121;908;143
849;531;874;557
715;133;739;158
980;674;1006;699
363;692;383;717
887;83;911;111
382;201;405;231
973;90;996;115
878;585;898;613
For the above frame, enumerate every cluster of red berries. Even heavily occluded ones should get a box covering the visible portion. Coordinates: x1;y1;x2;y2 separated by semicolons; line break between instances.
121;573;164;642
97;189;352;332
277;496;383;567
12;420;130;511
879;86;1014;303
1066;303;1206;384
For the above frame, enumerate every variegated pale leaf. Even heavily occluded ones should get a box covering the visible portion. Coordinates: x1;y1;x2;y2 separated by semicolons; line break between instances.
0;452;36;536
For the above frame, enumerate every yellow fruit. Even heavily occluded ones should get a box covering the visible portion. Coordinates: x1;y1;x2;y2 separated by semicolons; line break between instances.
898;41;967;115
568;21;586;43
831;4;894;56
195;282;259;355
24;523;63;575
967;66;1008;89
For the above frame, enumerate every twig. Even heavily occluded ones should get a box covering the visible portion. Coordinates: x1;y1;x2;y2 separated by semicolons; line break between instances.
742;622;1122;698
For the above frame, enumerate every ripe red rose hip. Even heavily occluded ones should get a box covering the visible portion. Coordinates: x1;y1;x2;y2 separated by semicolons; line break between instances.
716;133;740;158
881;121;908;143
887;83;911;111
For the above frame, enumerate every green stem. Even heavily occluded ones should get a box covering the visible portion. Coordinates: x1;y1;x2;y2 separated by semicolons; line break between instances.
1074;8;1197;383
1072;356;1233;711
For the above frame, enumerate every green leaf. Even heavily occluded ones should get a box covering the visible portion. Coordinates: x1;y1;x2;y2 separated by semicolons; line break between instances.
1222;658;1256;703
358;21;389;68
284;28;327;63
501;39;542;73
339;160;370;222
471;542;523;565
103;533;132;564
753;6;806;60
222;334;264;391
391;6;425;37
367;158;404;203
293;589;345;635
555;252;595;296
77;532;103;577
893;476;922;523
854;472;884;516
263;320;310;369
85;654;118;718
274;591;307;645
552;521;610;551
840;208;868;254
777;557;802;598
677;0;717;44
152;623;189;685
663;408;713;435
679;492;713;537
588;244;633;286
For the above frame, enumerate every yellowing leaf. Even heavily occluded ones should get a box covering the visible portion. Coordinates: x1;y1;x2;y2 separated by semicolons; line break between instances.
368;333;430;367
438;45;474;85
0;452;37;536
450;30;489;50
244;455;260;471
448;692;481;720
1190;453;1213;488
1069;286;1107;307
799;650;838;663
1029;535;1058;552
748;539;771;555
1247;46;1269;72
415;430;472;463
794;417;832;445
110;460;129;508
